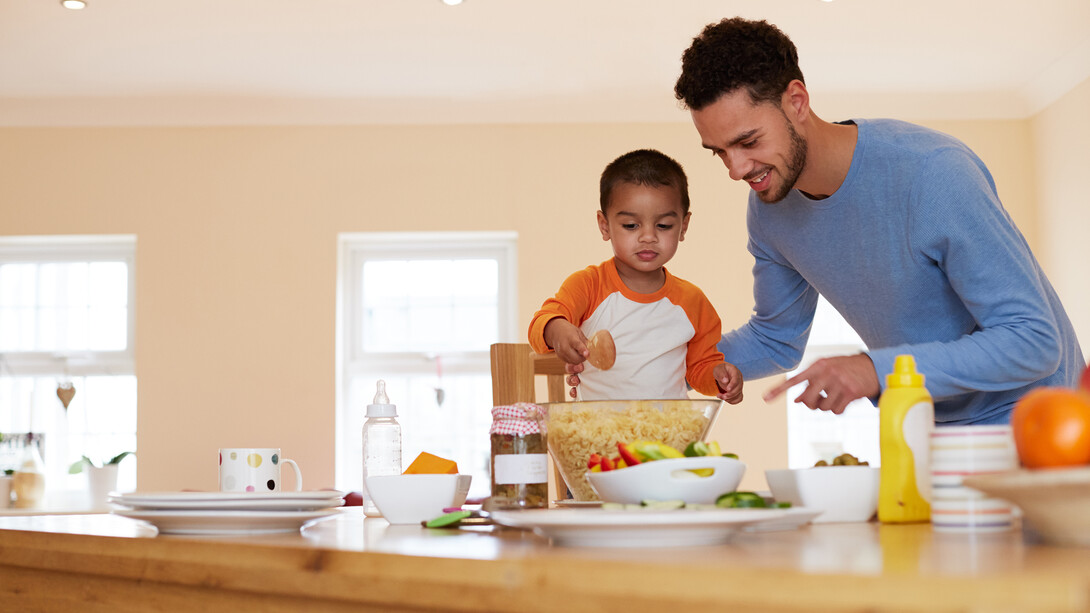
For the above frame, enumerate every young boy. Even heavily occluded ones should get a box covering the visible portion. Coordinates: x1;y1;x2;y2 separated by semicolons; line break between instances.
528;149;743;403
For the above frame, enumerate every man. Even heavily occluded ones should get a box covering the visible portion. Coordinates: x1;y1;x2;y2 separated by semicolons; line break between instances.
671;17;1083;423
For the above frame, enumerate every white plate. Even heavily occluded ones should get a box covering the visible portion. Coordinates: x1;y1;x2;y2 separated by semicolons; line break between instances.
110;491;345;511
743;506;822;532
112;508;342;535
490;507;790;547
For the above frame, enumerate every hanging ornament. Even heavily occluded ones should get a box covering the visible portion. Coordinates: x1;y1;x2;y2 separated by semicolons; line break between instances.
57;381;76;410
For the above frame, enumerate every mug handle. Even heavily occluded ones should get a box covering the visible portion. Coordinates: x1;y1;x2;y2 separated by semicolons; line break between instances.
281;459;303;491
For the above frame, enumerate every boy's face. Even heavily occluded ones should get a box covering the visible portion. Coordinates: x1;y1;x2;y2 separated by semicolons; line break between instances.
597;182;690;279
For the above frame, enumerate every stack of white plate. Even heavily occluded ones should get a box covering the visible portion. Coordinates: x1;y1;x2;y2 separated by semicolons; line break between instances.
109;491;345;535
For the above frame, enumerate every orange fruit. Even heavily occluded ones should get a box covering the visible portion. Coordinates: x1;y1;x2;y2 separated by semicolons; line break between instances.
1011;387;1090;468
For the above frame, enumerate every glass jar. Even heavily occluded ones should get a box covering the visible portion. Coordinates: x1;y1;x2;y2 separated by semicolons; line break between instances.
490;403;548;509
12;439;46;509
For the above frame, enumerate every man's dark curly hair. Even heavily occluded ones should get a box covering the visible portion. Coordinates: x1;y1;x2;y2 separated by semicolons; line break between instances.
599;149;690;215
674;17;804;110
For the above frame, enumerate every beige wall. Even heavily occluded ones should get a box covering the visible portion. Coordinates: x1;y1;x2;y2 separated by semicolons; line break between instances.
0;107;1066;492
1032;75;1090;349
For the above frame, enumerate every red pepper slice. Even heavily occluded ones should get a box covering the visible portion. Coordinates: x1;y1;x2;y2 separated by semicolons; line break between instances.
616;442;641;466
600;456;615;472
587;453;603;470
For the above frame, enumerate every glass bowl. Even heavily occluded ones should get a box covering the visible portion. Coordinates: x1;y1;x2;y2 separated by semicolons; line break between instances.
542;399;722;501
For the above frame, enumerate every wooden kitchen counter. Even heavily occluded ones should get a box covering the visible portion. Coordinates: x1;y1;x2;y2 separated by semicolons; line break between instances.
2;510;1089;612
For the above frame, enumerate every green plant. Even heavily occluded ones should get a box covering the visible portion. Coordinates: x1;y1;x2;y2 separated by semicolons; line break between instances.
68;451;134;474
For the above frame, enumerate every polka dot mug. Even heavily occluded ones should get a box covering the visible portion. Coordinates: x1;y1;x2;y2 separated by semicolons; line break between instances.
219;448;303;492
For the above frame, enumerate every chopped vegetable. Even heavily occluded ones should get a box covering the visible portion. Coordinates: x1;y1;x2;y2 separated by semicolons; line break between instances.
641;499;686;510
715;491;768;508
684;441;710;457
587;453;603;470
616;442;641;466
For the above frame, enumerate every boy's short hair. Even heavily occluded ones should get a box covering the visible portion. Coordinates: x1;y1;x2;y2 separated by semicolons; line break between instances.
674;17;804;111
599;149;690;215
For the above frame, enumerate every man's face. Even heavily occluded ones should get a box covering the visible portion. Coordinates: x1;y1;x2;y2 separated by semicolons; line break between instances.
690;89;807;203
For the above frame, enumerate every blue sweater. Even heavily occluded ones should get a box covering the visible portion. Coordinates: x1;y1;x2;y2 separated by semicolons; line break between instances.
719;118;1084;424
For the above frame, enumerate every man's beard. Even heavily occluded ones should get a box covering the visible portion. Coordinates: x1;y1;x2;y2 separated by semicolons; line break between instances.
758;118;808;203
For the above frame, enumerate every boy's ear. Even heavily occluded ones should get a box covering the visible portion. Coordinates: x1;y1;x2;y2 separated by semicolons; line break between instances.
679;212;692;241
597;211;611;240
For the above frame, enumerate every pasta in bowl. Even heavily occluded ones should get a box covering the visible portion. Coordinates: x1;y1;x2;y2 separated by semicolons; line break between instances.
543;399;722;501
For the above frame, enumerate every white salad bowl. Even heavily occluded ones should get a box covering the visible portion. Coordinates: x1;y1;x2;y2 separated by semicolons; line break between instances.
587;456;746;505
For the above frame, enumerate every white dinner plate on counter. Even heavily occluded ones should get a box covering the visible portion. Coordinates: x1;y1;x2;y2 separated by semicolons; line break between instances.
742;506;822;532
109;491;345;511
490;507;790;547
112;508;343;535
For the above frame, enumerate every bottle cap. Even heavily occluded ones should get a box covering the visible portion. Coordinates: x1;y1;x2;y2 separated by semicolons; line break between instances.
366;380;398;417
886;354;925;388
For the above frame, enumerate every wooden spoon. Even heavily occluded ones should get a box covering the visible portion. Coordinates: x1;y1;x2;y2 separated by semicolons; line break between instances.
586;329;616;371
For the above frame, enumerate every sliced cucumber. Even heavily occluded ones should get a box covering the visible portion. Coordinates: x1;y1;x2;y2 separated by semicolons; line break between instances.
683;441;710;457
715;491;768;508
640;499;686;510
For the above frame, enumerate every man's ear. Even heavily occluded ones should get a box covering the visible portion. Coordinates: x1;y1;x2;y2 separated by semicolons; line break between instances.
679;212;692;241
782;79;810;124
597;210;611;240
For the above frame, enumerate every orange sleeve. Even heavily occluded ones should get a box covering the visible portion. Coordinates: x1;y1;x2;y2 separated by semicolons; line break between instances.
674;279;726;396
527;266;600;354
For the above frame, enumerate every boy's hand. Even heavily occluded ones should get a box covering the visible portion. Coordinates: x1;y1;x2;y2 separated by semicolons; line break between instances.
543;318;590;369
714;362;743;404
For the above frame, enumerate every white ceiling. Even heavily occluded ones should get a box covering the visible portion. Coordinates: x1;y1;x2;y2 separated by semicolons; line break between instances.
2;0;1089;126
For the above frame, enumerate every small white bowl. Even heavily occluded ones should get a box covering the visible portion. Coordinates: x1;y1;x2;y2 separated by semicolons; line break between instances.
586;456;745;504
765;466;879;523
365;474;471;525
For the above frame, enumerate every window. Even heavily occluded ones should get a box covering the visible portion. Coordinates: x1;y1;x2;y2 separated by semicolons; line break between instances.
0;235;137;497
785;296;880;468
337;232;517;498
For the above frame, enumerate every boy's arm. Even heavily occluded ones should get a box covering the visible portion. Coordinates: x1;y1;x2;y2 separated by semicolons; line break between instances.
527;267;596;355
683;285;737;398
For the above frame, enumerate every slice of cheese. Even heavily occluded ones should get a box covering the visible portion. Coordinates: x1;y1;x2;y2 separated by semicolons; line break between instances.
403;452;459;475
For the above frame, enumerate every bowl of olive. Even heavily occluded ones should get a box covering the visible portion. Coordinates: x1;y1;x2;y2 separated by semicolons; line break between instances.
765;455;878;523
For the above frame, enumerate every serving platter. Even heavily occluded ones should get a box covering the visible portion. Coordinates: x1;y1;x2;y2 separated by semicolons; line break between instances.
963;467;1090;546
490;507;790;547
742;506;822;532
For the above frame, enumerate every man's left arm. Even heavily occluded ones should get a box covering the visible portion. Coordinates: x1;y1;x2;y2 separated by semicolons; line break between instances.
866;147;1063;400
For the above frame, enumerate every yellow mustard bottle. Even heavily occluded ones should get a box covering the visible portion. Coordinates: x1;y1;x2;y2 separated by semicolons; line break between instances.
878;354;933;523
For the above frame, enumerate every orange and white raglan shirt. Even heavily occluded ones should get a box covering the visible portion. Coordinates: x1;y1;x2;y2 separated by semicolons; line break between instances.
528;258;725;400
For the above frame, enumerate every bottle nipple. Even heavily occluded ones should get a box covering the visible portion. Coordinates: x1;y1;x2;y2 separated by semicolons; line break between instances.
373;379;389;405
366;379;397;418
886;354;925;388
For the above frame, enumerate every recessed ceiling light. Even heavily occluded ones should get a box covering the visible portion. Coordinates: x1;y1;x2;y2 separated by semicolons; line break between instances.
441;0;463;5
61;0;87;9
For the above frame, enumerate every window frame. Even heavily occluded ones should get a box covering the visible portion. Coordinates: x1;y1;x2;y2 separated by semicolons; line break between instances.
0;234;136;377
335;231;518;491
